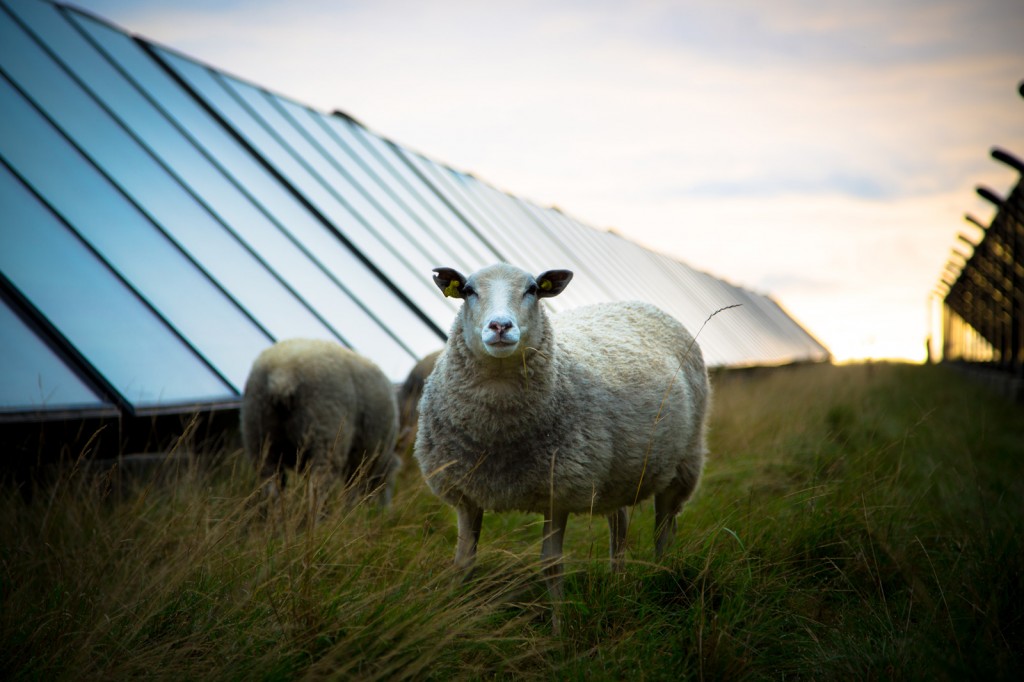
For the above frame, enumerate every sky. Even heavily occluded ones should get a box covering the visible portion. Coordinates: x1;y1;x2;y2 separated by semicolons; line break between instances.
68;0;1024;363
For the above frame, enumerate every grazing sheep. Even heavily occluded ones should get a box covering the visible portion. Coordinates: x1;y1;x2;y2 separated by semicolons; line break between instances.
395;349;442;457
241;338;401;506
414;263;710;629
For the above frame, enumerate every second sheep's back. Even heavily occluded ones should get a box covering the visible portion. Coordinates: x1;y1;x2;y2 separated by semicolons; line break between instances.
240;338;401;506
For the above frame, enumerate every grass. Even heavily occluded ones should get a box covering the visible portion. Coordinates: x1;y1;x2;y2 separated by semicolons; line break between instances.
2;362;1023;680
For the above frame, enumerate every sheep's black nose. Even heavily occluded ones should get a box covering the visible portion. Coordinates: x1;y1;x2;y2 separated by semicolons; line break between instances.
488;319;513;334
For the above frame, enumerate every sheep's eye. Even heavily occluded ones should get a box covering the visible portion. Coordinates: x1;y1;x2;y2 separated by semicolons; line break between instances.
525;284;539;298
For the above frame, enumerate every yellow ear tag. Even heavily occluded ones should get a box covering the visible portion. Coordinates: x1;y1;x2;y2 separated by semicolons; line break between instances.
540;279;553;291
443;280;461;298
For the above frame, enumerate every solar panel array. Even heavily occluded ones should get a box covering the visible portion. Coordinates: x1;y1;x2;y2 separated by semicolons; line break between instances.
0;0;830;420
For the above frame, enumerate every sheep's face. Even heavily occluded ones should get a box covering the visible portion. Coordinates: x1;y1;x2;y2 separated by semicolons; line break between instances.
433;264;572;360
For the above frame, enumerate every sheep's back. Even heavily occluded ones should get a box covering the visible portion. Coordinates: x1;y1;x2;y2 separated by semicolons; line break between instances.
553;301;704;391
242;340;398;469
552;301;708;506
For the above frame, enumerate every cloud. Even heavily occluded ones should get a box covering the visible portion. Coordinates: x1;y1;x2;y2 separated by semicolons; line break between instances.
753;274;841;296
631;0;1024;67
673;174;892;201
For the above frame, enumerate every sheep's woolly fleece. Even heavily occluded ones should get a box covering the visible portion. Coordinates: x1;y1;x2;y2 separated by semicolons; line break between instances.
415;263;710;519
241;338;400;501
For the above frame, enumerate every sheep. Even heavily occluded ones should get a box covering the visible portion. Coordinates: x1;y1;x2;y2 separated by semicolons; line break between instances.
414;263;710;630
241;338;401;507
395;349;442;458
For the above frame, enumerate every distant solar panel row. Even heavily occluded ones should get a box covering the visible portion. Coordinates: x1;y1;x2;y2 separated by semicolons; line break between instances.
0;0;829;418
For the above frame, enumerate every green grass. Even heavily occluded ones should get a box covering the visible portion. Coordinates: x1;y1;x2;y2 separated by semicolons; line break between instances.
2;363;1023;680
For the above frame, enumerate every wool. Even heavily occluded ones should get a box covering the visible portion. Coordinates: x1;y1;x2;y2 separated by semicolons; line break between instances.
241;338;401;505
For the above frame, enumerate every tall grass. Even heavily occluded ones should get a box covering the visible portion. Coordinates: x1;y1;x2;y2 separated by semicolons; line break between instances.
2;363;1022;680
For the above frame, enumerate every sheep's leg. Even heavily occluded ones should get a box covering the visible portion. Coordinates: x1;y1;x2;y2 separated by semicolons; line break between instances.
454;502;483;576
542;509;569;635
607;507;628;573
260;463;284;500
374;458;398;509
302;442;344;522
655;458;702;559
654;489;682;559
257;439;285;499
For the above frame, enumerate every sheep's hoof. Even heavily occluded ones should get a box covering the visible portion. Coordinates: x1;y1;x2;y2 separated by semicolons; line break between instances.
453;562;476;585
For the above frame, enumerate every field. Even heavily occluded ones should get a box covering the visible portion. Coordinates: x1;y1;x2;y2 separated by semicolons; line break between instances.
2;362;1023;680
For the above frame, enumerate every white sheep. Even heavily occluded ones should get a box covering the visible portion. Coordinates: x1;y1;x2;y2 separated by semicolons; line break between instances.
414;263;710;627
241;338;401;506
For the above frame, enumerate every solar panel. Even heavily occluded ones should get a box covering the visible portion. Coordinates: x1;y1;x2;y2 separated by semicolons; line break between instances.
0;0;829;424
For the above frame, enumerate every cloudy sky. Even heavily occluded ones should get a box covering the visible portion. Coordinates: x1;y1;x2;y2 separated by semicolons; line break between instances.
69;0;1024;362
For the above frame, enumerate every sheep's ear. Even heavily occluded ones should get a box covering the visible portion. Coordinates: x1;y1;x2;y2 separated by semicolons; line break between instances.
433;267;468;299
535;270;573;298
